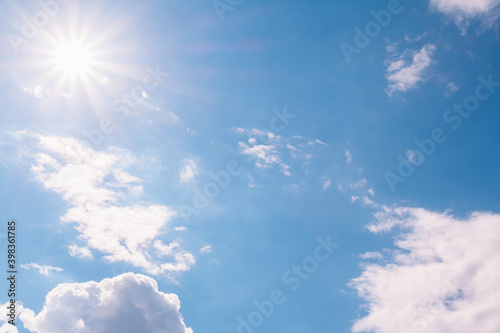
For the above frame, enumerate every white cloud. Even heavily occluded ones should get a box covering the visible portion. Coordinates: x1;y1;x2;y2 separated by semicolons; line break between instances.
323;180;332;190
200;245;212;254
430;0;499;16
22;84;48;99
20;273;193;333
368;188;375;197
235;129;326;177
345;150;352;163
315;139;327;145
406;149;424;165
351;207;500;333
174;226;187;231
350;178;367;189
429;0;500;32
385;44;436;96
444;81;460;97
0;302;19;332
359;252;384;261
27;134;194;278
179;159;197;183
21;263;63;276
68;245;94;259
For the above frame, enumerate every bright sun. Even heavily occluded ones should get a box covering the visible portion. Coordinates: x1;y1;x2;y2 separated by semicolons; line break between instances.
53;42;92;76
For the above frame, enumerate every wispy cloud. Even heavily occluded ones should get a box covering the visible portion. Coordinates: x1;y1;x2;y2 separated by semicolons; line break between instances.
444;81;460;97
200;245;212;254
345;150;352;163
234;128;325;177
21;263;63;276
385;44;436;96
68;245;94;259
179;159;198;183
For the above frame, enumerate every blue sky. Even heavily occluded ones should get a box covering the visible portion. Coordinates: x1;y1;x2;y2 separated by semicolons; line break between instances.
1;0;500;332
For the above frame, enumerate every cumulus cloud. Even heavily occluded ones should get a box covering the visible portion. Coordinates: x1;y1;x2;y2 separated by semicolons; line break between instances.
1;301;20;332
429;0;500;32
351;206;500;333
385;44;436;96
179;159;197;183
21;263;63;276
27;134;194;278
430;0;499;16
20;273;193;333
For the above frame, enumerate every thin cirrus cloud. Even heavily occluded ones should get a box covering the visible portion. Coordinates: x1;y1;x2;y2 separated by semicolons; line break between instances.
20;263;63;276
385;44;436;96
24;133;195;278
351;206;500;333
19;273;193;333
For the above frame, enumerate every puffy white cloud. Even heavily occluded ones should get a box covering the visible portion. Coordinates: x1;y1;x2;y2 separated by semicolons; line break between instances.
351;207;500;333
179;159;197;183
28;134;194;277
385;44;436;96
20;273;193;333
1;302;19;332
21;263;63;276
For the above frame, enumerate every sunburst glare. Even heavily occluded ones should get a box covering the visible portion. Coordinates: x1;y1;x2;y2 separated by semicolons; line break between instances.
53;41;92;76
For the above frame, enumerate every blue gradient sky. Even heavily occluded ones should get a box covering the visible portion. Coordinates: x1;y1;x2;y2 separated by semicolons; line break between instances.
1;0;500;332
